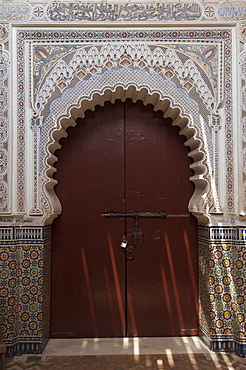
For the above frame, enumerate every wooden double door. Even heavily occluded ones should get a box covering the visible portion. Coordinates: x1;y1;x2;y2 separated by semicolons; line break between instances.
51;99;198;338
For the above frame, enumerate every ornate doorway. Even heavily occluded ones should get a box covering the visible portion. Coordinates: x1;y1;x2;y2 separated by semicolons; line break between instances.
51;99;198;338
2;15;246;356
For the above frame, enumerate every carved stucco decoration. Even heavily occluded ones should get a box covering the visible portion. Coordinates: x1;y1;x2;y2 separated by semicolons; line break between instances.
33;44;216;118
0;49;10;213
217;3;246;21
0;2;32;22
14;26;233;221
240;49;246;215
34;43;220;225
46;2;203;23
38;67;214;226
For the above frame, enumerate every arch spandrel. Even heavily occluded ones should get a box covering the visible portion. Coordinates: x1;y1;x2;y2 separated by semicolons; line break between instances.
38;68;214;226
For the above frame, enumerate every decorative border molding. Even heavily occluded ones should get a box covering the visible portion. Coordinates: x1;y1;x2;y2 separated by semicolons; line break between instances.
15;27;233;221
0;44;10;214
16;34;26;213
240;49;246;216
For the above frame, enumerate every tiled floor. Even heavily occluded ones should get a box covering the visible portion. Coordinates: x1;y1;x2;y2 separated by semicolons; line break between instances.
6;337;246;369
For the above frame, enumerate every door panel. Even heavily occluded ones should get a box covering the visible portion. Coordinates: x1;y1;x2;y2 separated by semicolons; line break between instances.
51;101;126;337
126;217;198;336
51;99;198;338
124;100;198;336
124;100;194;213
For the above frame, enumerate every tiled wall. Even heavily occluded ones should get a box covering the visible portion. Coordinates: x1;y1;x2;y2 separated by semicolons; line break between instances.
199;226;246;357
1;225;246;356
0;226;51;356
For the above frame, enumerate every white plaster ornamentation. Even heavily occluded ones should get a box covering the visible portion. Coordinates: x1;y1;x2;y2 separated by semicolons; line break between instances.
0;2;32;22
32;4;46;20
46;2;203;22
0;24;8;43
0;50;10;214
217;3;246;22
25;34;228;226
240;25;246;43
203;4;216;20
38;67;214;225
14;26;234;222
242;116;246;143
33;44;216;117
240;50;246;215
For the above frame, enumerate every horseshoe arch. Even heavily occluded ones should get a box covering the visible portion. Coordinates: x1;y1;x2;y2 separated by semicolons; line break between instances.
38;68;213;225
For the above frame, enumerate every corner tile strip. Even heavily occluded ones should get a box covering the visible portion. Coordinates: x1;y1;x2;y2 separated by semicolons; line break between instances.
0;226;51;356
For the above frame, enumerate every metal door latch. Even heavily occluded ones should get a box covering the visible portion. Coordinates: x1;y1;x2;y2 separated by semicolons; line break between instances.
102;212;167;246
102;211;189;246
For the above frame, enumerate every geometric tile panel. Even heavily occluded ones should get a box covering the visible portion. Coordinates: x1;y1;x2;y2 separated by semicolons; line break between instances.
0;226;51;356
2;225;246;356
199;226;246;357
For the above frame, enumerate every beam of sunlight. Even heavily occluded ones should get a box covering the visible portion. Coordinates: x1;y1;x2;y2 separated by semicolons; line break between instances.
165;349;175;368
183;230;199;316
81;340;88;349
187;354;199;370
145;354;152;368
93;338;99;349
103;264;117;333
156;358;165;369
220;354;234;363
107;231;126;335
81;248;99;337
182;338;199;370
207;352;227;370
123;337;129;349
133;337;140;361
206;351;234;370
182;337;189;344
164;231;184;329
127;291;138;337
160;263;175;333
191;336;202;350
182;337;194;355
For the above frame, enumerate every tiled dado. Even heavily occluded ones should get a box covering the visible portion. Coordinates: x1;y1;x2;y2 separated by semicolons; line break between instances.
1;225;246;356
199;226;246;357
0;226;51;356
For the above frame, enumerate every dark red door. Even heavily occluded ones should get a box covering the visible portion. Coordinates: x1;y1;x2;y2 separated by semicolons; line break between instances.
51;99;198;338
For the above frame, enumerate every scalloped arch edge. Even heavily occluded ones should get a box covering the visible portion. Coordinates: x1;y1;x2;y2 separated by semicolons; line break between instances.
39;71;212;226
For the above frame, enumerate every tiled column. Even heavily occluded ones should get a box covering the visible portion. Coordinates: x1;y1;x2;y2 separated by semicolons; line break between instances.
199;226;246;356
0;226;51;356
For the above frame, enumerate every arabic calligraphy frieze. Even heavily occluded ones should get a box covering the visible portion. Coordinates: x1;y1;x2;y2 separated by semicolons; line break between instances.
46;2;202;22
0;2;31;22
218;3;246;21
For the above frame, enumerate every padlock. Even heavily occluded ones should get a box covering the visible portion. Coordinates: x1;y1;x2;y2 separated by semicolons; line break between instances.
120;240;127;248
